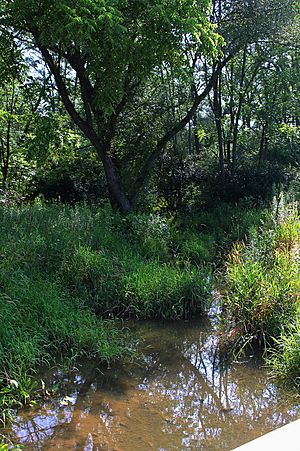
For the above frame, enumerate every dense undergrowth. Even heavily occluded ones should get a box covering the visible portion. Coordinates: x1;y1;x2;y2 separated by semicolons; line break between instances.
222;196;300;387
0;201;265;428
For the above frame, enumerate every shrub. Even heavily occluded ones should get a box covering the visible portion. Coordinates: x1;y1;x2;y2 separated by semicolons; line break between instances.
31;154;107;203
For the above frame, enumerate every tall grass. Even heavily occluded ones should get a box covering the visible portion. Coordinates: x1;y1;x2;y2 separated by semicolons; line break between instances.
0;269;125;426
175;201;267;264
267;309;300;388
222;196;300;385
0;204;213;318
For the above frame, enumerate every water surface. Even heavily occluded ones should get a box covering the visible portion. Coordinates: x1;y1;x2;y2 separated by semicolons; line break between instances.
7;319;300;450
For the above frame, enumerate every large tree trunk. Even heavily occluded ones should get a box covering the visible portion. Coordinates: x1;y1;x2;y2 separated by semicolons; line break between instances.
38;45;132;213
102;153;132;213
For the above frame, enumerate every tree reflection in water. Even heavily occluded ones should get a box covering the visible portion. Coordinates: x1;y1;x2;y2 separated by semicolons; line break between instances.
7;319;300;450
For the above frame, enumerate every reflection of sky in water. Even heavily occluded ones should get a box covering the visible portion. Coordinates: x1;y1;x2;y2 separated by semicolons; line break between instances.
135;328;299;449
13;392;78;444
8;320;300;450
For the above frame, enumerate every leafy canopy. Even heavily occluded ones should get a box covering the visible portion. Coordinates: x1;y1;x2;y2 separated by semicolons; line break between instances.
2;0;221;114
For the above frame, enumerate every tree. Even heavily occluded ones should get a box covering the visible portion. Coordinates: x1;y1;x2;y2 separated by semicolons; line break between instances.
153;0;299;208
206;0;298;177
1;0;222;211
0;28;56;191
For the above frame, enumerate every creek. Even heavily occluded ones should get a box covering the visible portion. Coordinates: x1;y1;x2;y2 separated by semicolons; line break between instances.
6;317;300;450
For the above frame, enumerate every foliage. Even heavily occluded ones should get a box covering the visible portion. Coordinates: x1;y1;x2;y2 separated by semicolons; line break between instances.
4;0;218;114
0;0;297;212
0;271;125;425
0;203;213;318
31;153;107;203
0;445;23;451
0;0;222;211
202;164;289;204
268;311;300;388
222;196;300;358
0;0;298;424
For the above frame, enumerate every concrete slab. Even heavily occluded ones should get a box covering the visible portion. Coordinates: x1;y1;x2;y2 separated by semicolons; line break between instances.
233;419;300;450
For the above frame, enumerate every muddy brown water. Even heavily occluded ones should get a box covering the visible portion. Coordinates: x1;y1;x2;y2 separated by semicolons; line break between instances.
6;318;300;450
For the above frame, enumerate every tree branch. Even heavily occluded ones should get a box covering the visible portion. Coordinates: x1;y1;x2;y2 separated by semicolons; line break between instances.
34;40;103;155
64;49;95;124
130;54;233;201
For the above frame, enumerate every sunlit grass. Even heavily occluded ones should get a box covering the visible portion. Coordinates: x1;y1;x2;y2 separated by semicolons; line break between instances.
268;310;300;388
222;196;300;387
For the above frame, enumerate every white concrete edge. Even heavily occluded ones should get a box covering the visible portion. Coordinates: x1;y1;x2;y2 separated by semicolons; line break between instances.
232;418;300;451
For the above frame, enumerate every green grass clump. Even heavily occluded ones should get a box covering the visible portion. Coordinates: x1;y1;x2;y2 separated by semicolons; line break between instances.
0;203;211;319
268;311;300;387
172;231;216;264
123;261;211;319
63;245;211;318
176;202;268;262
222;197;300;361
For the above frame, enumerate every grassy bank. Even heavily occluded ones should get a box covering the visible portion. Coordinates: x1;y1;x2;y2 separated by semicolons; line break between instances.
1;204;214;318
221;196;300;387
0;201;267;427
0;203;212;426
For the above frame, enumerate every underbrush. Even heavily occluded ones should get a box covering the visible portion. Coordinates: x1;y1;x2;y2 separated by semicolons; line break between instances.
0;204;213;317
222;196;300;387
176;201;267;258
268;311;300;388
